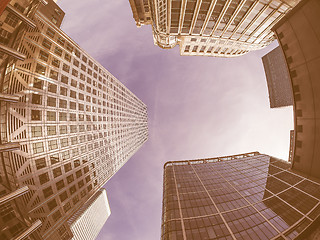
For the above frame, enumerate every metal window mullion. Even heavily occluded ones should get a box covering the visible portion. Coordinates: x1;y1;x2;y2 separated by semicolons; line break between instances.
199;0;217;35
209;0;234;37
178;0;187;34
228;0;259;39
220;0;247;37
189;0;202;34
236;3;270;41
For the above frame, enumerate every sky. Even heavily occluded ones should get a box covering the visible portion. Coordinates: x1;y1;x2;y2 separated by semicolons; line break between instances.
57;1;293;239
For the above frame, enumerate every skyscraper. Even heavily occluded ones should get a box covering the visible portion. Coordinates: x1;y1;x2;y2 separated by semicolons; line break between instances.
0;0;148;239
129;0;301;57
262;46;293;108
68;189;111;240
161;152;320;239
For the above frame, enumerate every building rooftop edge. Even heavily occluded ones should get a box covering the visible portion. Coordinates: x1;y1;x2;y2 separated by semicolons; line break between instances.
163;151;261;169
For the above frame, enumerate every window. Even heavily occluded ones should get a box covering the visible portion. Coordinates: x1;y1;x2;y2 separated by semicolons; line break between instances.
39;172;49;185
78;180;84;189
79;83;85;91
71;136;77;145
66;43;73;52
39;50;49;62
31;126;42;138
31;110;41;121
4;13;19;27
72;69;78;77
61;75;68;84
33;78;43;89
47;199;57;211
59;99;67;108
47;111;56;121
72;196;79;205
52;210;62;222
70;90;77;99
62;63;70;73
51;17;58;25
47;96;56;107
50;154;59;165
33;142;43;153
71;79;77;87
69;113;76;121
64;53;71;62
14;3;25;13
70;125;77;133
35;63;46;75
46;28;55;38
48;83;57;93
31;94;42;105
48;140;58;150
54;46;62;56
50;70;58;80
69;185;77;195
74;48;81;58
63;202;71;213
74;160;80;168
56;179;65;190
81;64;86;71
57;36;65;46
60;125;67;134
73;59;79;67
59;192;68;202
47;126;56;136
52;58;60;68
78;104;84;111
35;157;46;170
59;112;67;121
43;186;53;198
64;163;72;172
67;174;74;184
53;167;62;178
76;170;82;178
69;101;76;110
42;38;52;50
82;55;87;63
60;138;68;147
0;29;11;44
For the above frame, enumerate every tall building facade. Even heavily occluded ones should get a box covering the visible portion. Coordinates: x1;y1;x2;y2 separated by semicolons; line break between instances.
68;189;111;240
162;152;320;240
272;0;320;179
0;0;148;239
129;0;301;57
262;46;293;108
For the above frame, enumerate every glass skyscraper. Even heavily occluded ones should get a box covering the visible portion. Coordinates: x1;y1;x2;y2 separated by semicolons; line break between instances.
161;152;320;239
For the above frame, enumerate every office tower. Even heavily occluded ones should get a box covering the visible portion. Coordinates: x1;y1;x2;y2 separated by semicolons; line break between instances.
68;189;111;240
272;0;320;179
262;46;293;108
161;152;320;240
129;0;301;57
0;0;148;239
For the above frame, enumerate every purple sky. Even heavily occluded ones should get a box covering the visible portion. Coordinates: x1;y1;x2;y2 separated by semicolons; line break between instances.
57;1;293;239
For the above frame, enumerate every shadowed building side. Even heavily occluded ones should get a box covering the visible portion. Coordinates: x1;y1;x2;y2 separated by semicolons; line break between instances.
272;0;320;179
161;152;320;240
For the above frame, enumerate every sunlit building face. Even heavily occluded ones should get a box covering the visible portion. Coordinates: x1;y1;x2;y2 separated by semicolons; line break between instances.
0;1;148;239
129;0;301;57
